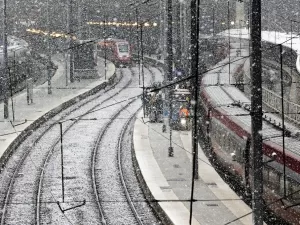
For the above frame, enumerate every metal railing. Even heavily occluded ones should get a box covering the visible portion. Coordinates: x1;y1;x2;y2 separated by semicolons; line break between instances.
243;59;300;126
263;88;300;125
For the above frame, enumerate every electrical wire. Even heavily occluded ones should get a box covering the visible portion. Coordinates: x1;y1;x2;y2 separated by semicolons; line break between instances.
149;30;300;93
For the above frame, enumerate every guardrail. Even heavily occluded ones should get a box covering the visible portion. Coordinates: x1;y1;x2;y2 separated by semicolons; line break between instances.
263;88;300;125
243;57;300;126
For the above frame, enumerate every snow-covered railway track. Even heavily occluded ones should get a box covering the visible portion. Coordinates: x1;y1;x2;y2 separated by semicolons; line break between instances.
90;66;161;225
91;99;143;224
0;66;162;225
0;68;133;224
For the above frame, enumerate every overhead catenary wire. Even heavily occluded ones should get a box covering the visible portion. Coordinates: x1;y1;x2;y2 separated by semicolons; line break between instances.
1;30;299;137
149;30;300;93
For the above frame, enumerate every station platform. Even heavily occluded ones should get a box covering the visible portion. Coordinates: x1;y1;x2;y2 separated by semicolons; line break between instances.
133;112;254;225
0;54;115;159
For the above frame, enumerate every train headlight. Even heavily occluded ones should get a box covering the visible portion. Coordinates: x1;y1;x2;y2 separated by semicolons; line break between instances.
180;118;187;125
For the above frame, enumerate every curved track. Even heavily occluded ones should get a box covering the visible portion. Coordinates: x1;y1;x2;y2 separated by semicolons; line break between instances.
0;66;162;225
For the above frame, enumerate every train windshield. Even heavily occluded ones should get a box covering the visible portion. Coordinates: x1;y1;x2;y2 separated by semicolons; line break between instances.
118;43;129;53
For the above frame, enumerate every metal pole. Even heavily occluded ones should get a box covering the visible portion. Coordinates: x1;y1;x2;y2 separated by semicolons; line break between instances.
212;7;215;37
159;0;164;58
140;24;145;118
65;4;69;86
280;44;286;197
240;20;242;52
8;69;14;122
189;0;200;223
136;8;141;86
69;0;74;83
104;17;107;80
3;0;9;119
251;0;264;224
77;0;82;39
291;21;293;77
47;0;52;94
228;0;231;84
59;122;65;203
175;0;182;68
167;0;173;157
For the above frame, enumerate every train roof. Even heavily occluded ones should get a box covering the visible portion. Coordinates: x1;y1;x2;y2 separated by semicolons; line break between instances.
201;51;300;163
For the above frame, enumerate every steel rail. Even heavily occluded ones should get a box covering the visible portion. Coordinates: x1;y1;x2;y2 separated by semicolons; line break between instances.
0;68;126;225
117;109;144;225
91;98;137;225
36;69;133;225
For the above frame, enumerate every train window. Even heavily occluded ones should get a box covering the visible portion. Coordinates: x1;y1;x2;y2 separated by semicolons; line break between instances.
118;44;129;53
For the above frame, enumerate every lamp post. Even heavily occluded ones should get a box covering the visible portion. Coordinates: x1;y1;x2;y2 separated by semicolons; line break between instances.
46;0;52;94
3;0;9;119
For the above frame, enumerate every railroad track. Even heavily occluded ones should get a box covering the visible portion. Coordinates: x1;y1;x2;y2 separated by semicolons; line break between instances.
0;66;162;225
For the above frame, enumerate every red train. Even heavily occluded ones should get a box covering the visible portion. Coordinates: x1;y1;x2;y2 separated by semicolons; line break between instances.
199;59;300;224
97;38;132;67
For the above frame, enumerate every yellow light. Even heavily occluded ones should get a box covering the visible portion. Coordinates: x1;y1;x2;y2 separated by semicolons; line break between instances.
144;22;150;27
153;22;158;27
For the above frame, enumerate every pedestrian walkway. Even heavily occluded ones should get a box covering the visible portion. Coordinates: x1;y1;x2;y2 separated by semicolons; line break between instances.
133;111;255;225
0;54;115;158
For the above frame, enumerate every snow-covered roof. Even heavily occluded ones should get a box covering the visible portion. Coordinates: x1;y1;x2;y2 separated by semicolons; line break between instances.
220;28;300;54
